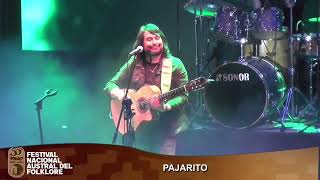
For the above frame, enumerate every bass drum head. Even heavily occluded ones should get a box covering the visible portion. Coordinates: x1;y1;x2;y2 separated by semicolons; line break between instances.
204;58;285;129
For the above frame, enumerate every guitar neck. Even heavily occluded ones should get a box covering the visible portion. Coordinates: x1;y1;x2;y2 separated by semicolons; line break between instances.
158;86;187;102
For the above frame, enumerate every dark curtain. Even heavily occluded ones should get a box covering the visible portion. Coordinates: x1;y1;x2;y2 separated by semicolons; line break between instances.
0;0;20;40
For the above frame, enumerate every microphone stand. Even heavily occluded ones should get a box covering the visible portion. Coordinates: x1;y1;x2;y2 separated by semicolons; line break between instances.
34;89;58;144
111;55;137;147
193;0;200;106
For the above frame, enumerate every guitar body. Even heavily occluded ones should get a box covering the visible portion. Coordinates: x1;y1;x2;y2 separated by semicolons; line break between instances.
110;77;207;134
111;85;161;134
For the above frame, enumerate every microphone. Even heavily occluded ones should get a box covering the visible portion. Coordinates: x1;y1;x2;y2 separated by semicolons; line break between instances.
128;46;143;57
45;89;58;97
34;89;58;105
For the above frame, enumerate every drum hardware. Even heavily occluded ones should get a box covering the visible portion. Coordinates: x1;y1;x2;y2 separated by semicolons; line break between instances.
296;57;319;120
184;0;216;123
244;13;251;41
297;13;320;130
234;16;240;40
213;4;247;44
308;61;318;102
308;17;320;23
185;1;320;129
251;7;285;40
235;13;251;61
204;57;286;129
184;0;219;17
280;0;320;132
262;37;280;70
244;36;289;71
205;3;290;129
293;33;320;58
213;0;255;12
291;31;320;121
189;0;205;106
235;38;248;61
279;1;297;131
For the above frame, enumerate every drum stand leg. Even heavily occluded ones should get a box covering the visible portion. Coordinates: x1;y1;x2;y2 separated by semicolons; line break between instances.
278;3;298;132
279;88;293;132
297;61;319;120
190;0;213;127
278;87;312;132
187;104;213;129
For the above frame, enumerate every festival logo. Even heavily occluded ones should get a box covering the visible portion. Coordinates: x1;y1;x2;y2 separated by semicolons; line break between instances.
8;147;26;178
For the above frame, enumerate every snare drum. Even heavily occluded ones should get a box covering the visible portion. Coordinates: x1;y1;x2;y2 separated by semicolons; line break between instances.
252;7;285;40
204;57;286;128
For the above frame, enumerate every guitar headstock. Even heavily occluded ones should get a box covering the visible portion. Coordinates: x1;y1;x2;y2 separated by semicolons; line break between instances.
185;77;207;92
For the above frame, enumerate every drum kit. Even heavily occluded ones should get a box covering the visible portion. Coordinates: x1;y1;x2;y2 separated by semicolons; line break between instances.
184;0;320;129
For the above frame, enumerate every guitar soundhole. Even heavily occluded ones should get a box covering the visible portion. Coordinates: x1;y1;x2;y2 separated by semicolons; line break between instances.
137;98;150;113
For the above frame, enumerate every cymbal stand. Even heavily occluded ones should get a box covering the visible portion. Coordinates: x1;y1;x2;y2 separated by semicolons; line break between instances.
236;12;250;62
279;0;297;131
297;7;320;132
309;61;316;102
193;0;205;107
189;0;214;127
297;54;319;119
192;0;211;114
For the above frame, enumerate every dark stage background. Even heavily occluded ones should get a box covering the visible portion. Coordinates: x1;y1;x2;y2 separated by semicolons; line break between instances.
0;0;315;150
0;0;199;148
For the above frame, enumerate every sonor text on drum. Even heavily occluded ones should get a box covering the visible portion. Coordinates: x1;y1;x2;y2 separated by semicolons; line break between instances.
216;73;250;82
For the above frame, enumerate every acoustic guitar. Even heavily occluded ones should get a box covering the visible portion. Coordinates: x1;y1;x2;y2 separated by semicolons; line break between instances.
111;77;207;134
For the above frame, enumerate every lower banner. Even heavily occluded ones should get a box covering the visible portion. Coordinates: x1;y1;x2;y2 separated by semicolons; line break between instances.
0;144;318;180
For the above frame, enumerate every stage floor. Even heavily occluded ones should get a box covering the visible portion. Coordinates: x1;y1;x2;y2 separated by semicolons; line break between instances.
176;118;320;156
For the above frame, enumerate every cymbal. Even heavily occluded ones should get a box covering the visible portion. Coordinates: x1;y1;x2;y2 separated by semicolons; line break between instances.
184;0;218;17
308;17;320;23
213;0;254;11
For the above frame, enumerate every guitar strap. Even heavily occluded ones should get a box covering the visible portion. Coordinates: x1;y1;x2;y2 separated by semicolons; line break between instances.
160;57;172;93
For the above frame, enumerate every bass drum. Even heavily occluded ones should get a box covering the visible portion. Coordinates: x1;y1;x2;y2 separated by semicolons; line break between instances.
204;57;286;129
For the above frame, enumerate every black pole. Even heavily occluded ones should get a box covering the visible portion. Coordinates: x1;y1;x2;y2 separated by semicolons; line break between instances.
177;0;181;58
193;0;200;106
111;56;137;147
199;0;204;106
289;3;296;116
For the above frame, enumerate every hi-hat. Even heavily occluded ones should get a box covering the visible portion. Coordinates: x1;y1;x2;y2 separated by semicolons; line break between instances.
184;0;218;17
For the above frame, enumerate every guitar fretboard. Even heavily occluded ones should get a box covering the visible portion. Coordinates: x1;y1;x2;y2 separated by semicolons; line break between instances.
159;86;187;102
